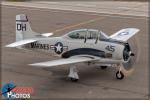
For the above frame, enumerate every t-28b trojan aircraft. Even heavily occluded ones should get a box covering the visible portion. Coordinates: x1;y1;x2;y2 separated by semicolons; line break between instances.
6;14;140;82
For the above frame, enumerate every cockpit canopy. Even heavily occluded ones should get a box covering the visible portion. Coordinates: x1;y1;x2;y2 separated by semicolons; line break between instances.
64;29;101;39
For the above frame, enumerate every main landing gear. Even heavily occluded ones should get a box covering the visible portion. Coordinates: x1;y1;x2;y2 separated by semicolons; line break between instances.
68;66;79;82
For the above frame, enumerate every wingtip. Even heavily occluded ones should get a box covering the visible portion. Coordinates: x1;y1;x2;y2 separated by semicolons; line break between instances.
130;28;140;32
5;43;17;48
28;64;36;66
28;63;43;67
133;28;140;33
5;44;13;48
136;28;140;32
28;64;48;68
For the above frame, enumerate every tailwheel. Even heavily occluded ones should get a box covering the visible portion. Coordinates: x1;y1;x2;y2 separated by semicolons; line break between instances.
69;78;78;82
116;71;124;80
100;66;107;70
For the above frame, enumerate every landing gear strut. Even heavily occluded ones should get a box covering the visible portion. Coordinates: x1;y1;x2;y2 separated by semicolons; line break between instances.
68;66;79;82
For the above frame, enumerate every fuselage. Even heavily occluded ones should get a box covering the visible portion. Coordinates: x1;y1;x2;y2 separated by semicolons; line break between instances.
22;28;132;63
23;36;126;61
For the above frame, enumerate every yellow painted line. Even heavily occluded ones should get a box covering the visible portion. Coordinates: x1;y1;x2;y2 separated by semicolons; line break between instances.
52;17;105;33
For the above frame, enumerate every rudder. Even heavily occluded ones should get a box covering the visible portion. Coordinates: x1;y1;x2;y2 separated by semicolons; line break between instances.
16;14;39;41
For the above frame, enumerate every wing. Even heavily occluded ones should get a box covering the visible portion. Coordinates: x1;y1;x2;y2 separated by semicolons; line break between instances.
29;56;99;67
110;28;140;41
29;55;124;67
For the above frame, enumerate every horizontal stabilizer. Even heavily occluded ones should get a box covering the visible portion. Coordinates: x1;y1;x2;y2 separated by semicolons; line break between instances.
41;33;53;37
5;39;37;47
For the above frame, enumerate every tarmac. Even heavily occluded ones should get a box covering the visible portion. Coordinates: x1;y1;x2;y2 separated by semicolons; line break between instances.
2;0;149;17
1;1;149;99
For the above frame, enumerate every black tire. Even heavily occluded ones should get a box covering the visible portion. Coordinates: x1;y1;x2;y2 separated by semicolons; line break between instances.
100;66;107;69
116;71;124;80
70;78;78;82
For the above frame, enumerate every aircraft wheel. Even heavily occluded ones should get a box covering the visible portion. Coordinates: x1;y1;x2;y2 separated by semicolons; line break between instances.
100;66;107;70
70;78;78;82
116;71;124;80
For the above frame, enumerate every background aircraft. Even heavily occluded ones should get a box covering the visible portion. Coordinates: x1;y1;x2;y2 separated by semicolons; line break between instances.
6;14;139;82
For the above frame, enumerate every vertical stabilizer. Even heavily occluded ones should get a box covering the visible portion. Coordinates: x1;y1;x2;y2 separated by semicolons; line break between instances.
16;14;39;41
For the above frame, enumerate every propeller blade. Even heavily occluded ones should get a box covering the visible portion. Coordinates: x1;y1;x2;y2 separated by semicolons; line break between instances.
130;53;135;56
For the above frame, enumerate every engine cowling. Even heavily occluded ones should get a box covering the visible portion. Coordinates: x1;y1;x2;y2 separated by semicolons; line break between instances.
122;43;135;71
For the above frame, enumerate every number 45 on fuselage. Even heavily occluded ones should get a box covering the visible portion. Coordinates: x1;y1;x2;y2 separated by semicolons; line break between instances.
5;14;140;82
